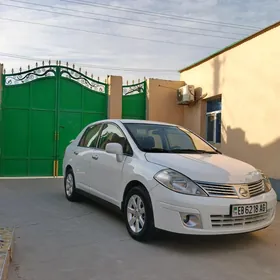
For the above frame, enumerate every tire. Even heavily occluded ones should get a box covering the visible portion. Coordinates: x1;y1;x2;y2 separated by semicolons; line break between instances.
124;186;156;242
64;168;81;202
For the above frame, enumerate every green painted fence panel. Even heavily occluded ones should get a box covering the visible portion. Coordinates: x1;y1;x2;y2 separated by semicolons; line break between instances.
0;65;108;177
0;75;57;177
122;81;146;120
57;67;108;176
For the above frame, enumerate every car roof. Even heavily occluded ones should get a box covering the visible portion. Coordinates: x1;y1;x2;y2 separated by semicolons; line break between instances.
92;119;179;127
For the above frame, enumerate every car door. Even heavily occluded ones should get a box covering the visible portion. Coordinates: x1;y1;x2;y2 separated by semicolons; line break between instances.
89;122;132;206
72;123;103;191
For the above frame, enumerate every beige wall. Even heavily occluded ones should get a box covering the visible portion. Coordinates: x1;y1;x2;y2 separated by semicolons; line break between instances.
180;25;280;178
183;96;207;138
147;78;185;126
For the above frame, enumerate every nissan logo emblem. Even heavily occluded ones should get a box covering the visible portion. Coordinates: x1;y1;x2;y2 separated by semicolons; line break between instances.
239;187;249;197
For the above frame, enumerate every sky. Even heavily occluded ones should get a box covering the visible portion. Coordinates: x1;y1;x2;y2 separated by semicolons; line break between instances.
0;0;279;82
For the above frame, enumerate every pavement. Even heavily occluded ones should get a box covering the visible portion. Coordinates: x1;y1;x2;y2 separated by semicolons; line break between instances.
0;178;279;280
0;227;14;280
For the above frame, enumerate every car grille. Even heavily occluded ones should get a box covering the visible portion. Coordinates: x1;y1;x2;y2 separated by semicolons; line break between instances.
199;180;265;198
248;180;265;197
199;183;238;198
210;210;271;228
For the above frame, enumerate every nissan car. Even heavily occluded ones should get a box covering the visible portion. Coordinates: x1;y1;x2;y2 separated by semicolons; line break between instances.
63;119;277;242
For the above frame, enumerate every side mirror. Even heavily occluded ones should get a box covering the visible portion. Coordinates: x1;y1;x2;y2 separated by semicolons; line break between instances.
105;143;123;162
70;139;74;144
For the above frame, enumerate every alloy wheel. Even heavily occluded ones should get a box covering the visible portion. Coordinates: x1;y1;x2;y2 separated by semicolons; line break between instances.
65;173;74;197
127;194;146;233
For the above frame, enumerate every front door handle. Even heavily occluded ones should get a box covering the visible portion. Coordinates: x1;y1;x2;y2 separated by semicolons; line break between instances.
74;151;79;155
92;155;98;160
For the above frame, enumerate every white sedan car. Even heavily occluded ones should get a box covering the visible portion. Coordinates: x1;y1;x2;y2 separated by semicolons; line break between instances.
63;119;277;241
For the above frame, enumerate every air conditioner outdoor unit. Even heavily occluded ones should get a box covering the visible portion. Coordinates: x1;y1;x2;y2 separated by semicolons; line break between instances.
176;85;195;105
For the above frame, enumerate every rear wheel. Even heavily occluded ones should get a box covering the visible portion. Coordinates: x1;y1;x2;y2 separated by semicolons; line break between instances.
124;186;155;242
64;168;80;202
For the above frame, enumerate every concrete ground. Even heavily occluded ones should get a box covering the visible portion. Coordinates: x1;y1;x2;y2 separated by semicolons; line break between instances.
0;179;279;280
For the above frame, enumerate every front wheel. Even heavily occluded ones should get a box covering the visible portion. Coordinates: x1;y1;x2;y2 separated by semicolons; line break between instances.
64;169;81;202
124;186;156;242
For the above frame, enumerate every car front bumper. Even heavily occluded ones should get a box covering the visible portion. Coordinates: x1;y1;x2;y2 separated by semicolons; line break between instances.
149;183;277;235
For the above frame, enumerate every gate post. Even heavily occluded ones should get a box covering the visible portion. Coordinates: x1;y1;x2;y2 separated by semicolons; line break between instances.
107;75;123;119
0;63;3;106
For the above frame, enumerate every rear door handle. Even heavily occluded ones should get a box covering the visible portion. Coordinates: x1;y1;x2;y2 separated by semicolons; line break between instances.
92;155;98;160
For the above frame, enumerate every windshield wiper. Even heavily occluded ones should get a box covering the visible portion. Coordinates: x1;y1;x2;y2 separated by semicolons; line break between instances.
171;149;217;154
142;148;170;153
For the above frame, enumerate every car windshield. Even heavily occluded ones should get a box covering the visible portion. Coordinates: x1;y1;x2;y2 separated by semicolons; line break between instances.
123;123;218;154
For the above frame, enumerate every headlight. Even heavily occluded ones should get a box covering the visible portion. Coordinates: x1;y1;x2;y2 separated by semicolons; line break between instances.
264;178;272;192
258;170;272;192
154;169;208;197
263;174;272;192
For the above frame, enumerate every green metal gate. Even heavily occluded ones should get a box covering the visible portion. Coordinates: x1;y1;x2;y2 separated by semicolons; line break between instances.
122;81;146;120
0;63;108;177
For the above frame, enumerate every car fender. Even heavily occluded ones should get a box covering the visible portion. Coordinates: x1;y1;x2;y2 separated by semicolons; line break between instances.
121;157;164;196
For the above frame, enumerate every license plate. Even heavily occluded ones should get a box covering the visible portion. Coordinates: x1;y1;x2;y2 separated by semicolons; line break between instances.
231;202;267;217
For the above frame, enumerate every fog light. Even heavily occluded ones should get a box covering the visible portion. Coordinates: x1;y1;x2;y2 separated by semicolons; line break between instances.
180;213;202;229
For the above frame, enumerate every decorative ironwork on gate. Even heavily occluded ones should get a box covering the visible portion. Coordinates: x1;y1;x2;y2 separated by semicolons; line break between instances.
4;65;56;85
122;80;146;120
4;62;107;93
123;81;146;96
60;66;106;93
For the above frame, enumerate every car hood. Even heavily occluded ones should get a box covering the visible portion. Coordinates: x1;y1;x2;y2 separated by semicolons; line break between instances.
145;153;262;184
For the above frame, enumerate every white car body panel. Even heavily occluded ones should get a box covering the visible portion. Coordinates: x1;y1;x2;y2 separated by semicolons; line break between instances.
145;153;263;184
88;149;126;206
150;183;277;234
63;119;277;236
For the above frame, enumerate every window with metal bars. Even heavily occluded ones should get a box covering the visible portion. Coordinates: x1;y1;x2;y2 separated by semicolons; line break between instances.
206;97;222;144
